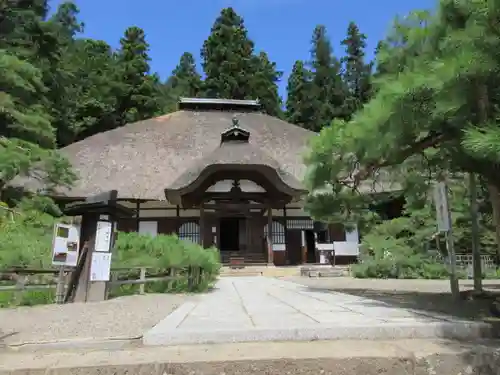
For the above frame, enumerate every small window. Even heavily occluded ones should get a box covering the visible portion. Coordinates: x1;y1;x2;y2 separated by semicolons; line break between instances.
263;221;286;244
178;221;200;243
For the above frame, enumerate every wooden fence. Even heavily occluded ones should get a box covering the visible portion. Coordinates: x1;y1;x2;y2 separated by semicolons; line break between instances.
0;266;204;303
434;254;497;270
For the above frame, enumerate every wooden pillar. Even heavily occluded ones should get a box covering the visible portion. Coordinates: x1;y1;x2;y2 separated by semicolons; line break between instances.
199;204;205;247
175;205;180;235
245;215;250;255
74;213;100;303
135;200;140;232
267;205;273;265
283;206;288;263
301;230;307;264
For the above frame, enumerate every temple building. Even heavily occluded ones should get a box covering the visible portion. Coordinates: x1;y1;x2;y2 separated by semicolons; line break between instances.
24;98;365;265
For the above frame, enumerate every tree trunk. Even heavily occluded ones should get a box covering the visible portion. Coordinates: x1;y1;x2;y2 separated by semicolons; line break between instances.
469;172;482;291
476;82;498;266
487;183;500;264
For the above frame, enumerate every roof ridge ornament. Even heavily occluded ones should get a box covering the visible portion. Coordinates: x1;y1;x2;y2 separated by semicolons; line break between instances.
220;117;250;144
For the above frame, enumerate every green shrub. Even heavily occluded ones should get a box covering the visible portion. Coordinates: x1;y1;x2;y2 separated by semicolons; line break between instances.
0;203;55;269
352;255;469;280
483;268;500;279
0;284;55;308
111;232;221;295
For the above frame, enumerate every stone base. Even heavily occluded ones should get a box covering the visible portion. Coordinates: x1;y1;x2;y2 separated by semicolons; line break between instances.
143;311;497;346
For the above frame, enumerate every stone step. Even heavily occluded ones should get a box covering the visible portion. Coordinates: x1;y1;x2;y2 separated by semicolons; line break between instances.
300;265;351;277
2;339;499;375
219;266;301;278
220;252;267;265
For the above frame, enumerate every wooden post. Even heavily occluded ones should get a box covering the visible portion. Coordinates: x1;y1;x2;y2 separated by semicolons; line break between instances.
435;179;460;300
135;200;141;232
55;266;66;304
199;204;205;247
139;267;146;295
301;230;307;264
283;206;288;264
267;205;273;265
176;205;180;235
14;275;26;304
245;215;250;256
187;266;193;290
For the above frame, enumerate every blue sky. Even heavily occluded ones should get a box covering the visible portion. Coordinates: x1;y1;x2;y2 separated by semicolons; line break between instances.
49;0;436;96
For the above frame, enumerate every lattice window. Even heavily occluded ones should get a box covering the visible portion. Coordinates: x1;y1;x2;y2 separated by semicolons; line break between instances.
286;219;314;230
178;221;200;244
264;221;286;244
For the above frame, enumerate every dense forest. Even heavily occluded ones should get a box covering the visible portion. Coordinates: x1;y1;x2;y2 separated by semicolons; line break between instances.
0;1;373;205
2;0;500;284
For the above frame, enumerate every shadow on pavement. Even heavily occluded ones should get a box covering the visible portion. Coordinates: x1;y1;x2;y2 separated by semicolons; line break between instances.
299;283;500;321
297;282;500;374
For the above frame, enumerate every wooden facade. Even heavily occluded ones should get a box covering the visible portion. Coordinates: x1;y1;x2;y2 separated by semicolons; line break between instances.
114;199;356;266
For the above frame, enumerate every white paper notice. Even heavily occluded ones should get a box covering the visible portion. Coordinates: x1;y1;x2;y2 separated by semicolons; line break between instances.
90;252;112;281
95;221;112;252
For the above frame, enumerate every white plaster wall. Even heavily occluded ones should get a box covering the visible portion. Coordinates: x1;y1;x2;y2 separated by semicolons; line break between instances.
138;221;158;237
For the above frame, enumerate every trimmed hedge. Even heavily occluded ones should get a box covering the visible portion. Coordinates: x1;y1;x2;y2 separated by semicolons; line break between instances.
111;232;221;293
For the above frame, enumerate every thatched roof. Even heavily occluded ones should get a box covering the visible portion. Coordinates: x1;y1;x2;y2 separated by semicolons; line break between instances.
167;141;304;191
19;109;316;200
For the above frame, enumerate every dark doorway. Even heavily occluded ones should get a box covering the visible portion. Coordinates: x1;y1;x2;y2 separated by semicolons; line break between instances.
219;217;240;251
286;230;302;265
305;230;316;263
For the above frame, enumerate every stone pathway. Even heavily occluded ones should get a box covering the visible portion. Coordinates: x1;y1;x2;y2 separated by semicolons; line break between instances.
143;277;494;345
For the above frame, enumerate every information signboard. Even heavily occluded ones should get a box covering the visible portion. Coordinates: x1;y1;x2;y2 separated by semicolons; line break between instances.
434;182;451;232
52;223;80;267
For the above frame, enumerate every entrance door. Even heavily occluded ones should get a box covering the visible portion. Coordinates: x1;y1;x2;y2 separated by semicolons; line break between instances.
219;217;240;252
305;230;316;263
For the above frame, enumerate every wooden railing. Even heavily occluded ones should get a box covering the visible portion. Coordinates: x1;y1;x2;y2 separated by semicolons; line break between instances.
0;266;204;303
433;254;497;270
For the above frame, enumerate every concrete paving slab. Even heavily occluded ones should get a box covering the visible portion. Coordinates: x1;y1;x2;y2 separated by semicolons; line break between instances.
250;313;318;328
143;276;498;346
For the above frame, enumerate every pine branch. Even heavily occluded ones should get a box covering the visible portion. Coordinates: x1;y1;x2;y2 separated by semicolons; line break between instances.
352;131;448;185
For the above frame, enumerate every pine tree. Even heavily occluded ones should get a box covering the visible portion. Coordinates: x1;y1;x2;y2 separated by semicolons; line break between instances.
115;26;162;124
0;49;74;195
201;7;255;99
46;1;86;147
167;52;203;98
341;22;372;119
309;25;345;131
50;1;84;39
285;60;312;127
250;51;283;117
62;39;120;143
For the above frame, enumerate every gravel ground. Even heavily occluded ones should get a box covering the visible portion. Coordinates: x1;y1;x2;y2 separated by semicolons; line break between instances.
0;294;189;346
281;276;500;320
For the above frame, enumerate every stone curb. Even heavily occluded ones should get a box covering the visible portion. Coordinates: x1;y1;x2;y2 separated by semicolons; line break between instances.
1;340;500;375
143;311;497;346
